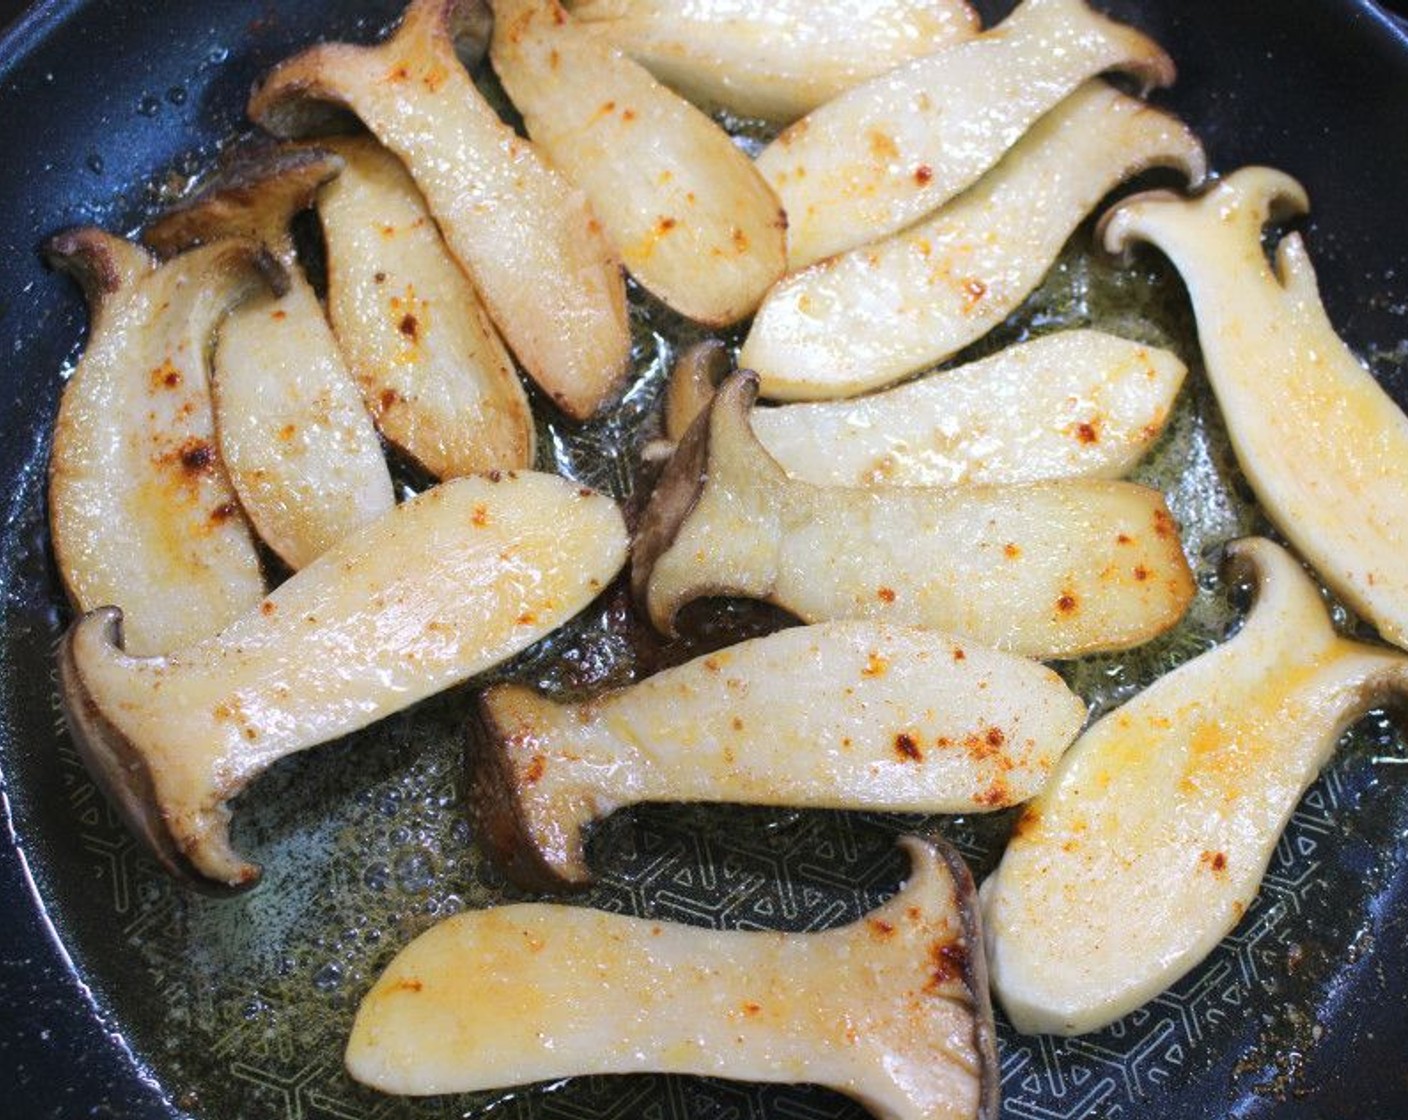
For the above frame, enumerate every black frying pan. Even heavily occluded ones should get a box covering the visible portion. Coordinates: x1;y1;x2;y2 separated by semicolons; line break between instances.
2;2;1407;1118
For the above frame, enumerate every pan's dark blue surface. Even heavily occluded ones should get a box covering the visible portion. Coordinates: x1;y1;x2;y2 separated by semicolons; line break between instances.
1;2;1406;1118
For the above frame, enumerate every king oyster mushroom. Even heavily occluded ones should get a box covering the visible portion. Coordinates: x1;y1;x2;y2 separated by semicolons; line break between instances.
347;834;998;1120
489;0;786;326
742;81;1206;400
471;620;1085;890
146;144;395;570
566;0;979;123
756;0;1174;269
60;472;627;892
247;0;630;421
634;372;1194;659
314;136;534;478
1101;167;1408;651
664;331;1187;487
47;229;274;656
982;537;1408;1036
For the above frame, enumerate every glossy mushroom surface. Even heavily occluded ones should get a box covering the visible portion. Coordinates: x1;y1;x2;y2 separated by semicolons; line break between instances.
634;372;1195;659
347;834;998;1120
47;230;272;655
248;0;631;419
471;621;1084;889
983;538;1408;1035
60;473;627;891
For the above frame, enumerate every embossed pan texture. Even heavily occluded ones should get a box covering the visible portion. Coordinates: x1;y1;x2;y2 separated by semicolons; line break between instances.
1;1;1407;1118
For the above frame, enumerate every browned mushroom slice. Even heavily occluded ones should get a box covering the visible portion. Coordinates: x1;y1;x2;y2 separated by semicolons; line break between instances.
314;136;534;478
567;0;980;123
742;81;1206;399
46;229;273;656
982;538;1408;1035
664;331;1187;486
757;0;1174;269
146;144;395;570
1101;167;1408;651
248;0;630;420
471;621;1084;891
347;834;999;1120
489;0;785;326
59;472;628;892
633;372;1194;659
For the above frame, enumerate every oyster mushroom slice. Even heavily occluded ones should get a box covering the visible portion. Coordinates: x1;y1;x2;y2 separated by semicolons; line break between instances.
472;621;1085;891
489;0;786;327
633;372;1194;659
314;136;534;478
1100;167;1408;652
757;0;1173;271
347;834;999;1120
59;472;628;892
742;81;1205;399
145;145;395;570
668;331;1187;486
247;0;630;420
46;230;271;656
568;0;979;123
981;538;1408;1036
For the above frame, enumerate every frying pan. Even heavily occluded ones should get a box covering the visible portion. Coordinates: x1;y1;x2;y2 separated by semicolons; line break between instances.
1;1;1406;1117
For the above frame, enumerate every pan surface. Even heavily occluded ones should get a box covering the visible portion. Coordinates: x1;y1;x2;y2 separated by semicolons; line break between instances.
1;2;1406;1118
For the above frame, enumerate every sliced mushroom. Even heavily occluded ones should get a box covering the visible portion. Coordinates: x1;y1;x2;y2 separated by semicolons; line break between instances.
472;620;1084;890
742;81;1205;399
1100;167;1408;651
489;0;786;326
46;230;273;656
981;537;1408;1036
314;136;534;478
146;145;395;570
347;834;998;1120
567;0;979;123
247;0;630;420
60;472;627;892
666;331;1186;486
633;372;1193;659
757;0;1174;270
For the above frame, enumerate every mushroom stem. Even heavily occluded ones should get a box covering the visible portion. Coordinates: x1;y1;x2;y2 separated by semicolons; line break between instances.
633;372;1194;659
742;80;1206;399
1099;167;1408;651
667;330;1188;486
248;0;630;419
567;0;980;123
489;0;786;326
470;620;1085;890
347;834;999;1120
60;473;627;892
756;0;1175;269
314;136;535;478
46;230;273;655
982;537;1408;1035
145;144;396;570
